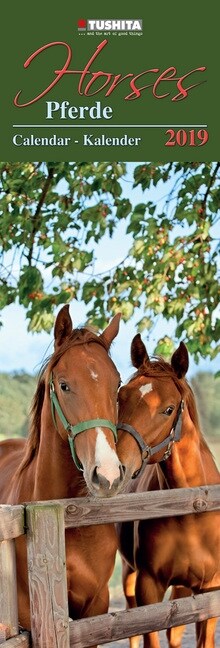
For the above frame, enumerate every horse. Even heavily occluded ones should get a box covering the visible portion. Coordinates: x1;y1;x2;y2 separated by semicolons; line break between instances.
116;333;220;648
0;305;124;631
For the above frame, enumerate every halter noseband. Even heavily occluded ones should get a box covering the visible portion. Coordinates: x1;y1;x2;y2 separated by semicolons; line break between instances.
49;374;117;470
117;399;184;478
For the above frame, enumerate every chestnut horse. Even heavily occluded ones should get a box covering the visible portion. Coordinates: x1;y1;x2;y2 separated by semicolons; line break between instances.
116;334;220;648
0;305;124;631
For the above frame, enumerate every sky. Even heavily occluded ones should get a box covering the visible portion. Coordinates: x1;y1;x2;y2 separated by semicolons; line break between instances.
0;163;219;380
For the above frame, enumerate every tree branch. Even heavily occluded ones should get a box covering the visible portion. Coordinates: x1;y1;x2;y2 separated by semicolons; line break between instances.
201;162;220;211
27;166;54;265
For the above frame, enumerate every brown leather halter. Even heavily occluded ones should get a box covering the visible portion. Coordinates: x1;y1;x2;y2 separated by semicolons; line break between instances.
117;399;184;478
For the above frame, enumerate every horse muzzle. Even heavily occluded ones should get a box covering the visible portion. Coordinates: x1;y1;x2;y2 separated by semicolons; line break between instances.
90;463;125;497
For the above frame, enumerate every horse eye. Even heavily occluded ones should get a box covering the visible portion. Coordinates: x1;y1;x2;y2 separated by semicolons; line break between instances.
60;382;70;392
163;406;174;416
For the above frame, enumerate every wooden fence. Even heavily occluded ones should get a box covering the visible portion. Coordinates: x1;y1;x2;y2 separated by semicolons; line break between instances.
0;484;220;648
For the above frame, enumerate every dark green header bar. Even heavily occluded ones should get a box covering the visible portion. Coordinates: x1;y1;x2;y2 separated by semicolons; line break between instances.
1;1;219;160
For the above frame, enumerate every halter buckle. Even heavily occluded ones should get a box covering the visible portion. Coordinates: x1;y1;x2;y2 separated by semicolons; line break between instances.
49;378;55;393
142;446;151;461
161;440;174;461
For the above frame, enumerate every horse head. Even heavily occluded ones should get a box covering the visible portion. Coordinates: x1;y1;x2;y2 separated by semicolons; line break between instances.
43;305;124;497
117;333;189;484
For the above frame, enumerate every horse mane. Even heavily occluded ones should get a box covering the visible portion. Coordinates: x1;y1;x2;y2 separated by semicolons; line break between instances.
17;327;109;475
132;355;211;453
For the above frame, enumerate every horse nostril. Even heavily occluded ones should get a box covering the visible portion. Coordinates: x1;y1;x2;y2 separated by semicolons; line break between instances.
91;467;111;490
119;464;126;481
91;466;99;486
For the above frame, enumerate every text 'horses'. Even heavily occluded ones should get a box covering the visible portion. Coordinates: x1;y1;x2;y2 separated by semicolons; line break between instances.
0;305;123;631
117;334;220;648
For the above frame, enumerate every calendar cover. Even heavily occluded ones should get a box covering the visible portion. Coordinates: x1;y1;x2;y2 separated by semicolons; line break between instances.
0;1;220;647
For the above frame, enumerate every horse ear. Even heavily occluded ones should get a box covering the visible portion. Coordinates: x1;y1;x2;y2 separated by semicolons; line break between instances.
131;333;149;368
99;313;121;349
171;341;189;378
54;305;72;349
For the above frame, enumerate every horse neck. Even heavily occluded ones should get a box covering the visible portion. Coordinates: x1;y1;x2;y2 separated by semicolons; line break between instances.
32;396;86;500
159;405;220;489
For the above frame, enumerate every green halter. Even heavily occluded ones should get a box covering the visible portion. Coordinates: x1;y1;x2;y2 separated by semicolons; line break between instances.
49;374;118;470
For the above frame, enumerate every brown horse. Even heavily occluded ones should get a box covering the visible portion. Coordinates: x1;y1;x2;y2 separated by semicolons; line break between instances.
0;305;124;630
116;334;220;648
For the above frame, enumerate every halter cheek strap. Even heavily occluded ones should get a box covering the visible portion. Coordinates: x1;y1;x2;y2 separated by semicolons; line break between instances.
49;375;117;470
117;400;184;478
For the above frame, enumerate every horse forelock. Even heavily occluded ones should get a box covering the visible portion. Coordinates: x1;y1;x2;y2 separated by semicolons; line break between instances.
17;328;111;475
129;355;182;384
50;327;109;371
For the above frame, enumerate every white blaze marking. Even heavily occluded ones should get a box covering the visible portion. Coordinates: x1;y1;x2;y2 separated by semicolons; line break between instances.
95;427;120;487
139;383;153;397
90;369;98;381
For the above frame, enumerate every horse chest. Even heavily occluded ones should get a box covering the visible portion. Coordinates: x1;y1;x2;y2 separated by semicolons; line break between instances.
135;515;219;589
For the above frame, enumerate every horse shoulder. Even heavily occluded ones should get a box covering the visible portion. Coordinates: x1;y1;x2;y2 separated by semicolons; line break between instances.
0;438;26;503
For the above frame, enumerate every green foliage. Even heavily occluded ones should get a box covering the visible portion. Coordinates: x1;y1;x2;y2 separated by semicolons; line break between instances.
154;337;175;359
0;161;220;363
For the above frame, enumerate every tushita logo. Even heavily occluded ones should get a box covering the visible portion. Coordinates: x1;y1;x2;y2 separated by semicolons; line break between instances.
77;19;143;31
78;19;87;31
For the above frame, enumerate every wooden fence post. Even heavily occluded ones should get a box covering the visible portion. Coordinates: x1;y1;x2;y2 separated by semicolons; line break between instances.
26;503;69;648
0;539;18;642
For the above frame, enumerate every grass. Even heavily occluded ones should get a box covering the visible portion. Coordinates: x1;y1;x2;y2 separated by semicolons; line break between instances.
208;440;220;469
109;552;123;601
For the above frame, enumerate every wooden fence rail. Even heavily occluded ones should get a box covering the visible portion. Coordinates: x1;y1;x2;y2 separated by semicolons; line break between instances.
69;590;220;648
1;484;220;648
0;505;25;542
63;483;220;526
0;634;30;648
